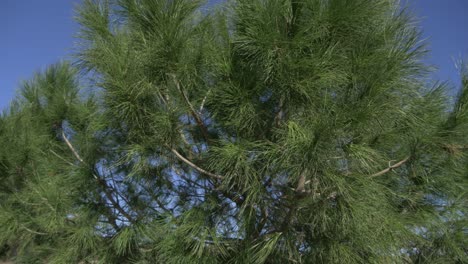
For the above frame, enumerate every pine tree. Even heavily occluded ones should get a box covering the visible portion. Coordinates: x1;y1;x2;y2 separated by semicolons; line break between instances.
0;0;466;263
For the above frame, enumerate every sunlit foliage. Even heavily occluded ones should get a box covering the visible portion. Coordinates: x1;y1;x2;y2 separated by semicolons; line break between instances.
0;0;466;263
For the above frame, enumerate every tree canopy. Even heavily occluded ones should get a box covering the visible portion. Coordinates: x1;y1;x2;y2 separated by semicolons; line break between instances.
0;0;466;263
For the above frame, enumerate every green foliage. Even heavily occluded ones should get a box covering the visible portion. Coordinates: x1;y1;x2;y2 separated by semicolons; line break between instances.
0;0;467;263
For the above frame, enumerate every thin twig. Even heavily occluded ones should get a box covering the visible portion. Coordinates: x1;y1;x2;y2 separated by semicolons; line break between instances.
370;156;410;178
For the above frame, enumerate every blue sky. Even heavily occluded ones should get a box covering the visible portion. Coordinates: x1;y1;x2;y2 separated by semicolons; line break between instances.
1;0;467;109
412;0;468;85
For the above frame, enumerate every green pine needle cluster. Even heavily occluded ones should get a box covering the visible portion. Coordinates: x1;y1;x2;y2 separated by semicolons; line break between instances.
0;0;466;263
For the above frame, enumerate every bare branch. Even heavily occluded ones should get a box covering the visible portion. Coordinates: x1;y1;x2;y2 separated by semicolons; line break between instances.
370;156;410;178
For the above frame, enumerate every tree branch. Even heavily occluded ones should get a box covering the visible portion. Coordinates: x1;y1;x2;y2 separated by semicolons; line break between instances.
253;206;269;239
61;130;135;224
167;145;224;180
169;74;211;143
274;97;285;127
167;148;245;207
96;177;134;222
61;131;84;163
278;170;311;234
172;165;210;190
21;225;48;236
370;156;410;178
199;89;211;112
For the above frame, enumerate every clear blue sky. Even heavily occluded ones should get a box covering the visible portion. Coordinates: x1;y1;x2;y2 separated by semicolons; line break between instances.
1;0;467;109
